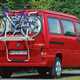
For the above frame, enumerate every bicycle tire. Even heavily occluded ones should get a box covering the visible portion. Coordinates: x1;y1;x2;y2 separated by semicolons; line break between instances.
20;14;42;38
0;17;6;36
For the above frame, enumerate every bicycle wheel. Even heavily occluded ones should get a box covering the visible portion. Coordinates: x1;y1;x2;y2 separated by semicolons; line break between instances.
20;15;42;38
29;15;42;38
0;18;6;36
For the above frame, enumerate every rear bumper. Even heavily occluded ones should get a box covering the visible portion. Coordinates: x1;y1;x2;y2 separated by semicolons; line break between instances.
0;55;55;68
0;62;47;67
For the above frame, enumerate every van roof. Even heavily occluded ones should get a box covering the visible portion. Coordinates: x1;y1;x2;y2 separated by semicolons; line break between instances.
10;10;79;20
38;10;78;20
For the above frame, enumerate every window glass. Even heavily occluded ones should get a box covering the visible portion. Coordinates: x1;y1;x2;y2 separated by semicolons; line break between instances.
61;20;75;35
75;23;80;33
48;17;61;34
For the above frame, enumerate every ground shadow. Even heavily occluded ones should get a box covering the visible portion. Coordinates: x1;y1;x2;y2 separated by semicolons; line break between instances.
11;73;80;79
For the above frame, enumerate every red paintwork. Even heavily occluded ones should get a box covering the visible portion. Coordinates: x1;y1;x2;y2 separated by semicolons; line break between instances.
0;10;80;69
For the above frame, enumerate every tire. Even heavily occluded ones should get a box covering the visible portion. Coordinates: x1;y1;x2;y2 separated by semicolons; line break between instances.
51;57;62;78
0;18;6;36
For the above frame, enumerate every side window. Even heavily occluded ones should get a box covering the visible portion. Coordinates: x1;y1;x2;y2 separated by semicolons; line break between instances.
75;23;80;33
61;20;75;36
48;17;61;34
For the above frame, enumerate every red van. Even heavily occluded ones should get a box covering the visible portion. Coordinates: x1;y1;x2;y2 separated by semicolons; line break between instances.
0;10;80;78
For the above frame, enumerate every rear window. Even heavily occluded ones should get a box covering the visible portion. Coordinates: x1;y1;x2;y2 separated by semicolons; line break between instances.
0;13;42;38
48;17;61;34
61;20;75;36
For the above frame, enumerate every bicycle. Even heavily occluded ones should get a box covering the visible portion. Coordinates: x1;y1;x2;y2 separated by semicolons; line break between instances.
0;3;42;40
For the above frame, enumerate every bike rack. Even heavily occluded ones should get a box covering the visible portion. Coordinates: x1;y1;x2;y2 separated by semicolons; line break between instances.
0;32;34;62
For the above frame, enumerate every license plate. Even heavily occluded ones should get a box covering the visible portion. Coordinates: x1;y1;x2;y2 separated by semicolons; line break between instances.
9;50;28;55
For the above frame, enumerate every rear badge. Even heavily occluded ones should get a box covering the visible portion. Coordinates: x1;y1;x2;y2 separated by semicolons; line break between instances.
16;43;21;47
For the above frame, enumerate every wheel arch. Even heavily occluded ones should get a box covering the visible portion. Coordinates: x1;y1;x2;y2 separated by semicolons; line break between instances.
56;53;62;62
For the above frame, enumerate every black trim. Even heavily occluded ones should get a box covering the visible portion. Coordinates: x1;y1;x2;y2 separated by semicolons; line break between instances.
49;41;64;45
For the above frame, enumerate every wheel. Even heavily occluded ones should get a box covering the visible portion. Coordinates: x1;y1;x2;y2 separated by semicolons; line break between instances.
0;18;6;36
51;57;62;78
1;73;11;78
20;14;42;38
